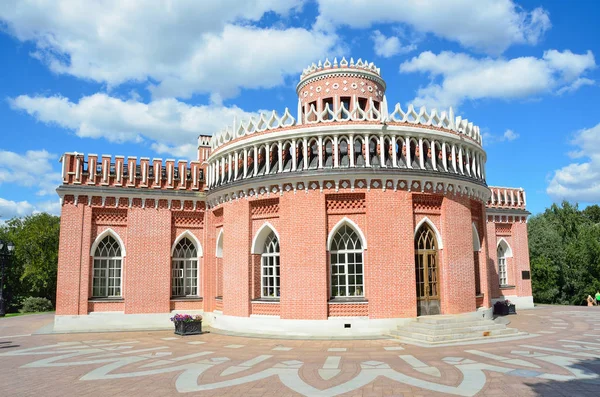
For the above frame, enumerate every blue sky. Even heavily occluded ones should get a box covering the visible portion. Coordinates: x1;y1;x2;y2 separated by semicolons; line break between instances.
0;0;599;219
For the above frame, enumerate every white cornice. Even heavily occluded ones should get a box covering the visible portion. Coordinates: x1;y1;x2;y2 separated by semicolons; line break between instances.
204;171;490;209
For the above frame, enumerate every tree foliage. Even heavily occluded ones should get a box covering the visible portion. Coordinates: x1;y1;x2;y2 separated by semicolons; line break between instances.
529;202;600;305
0;213;60;311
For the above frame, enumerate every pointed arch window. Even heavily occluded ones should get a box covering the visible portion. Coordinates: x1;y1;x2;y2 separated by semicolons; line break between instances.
261;232;280;298
172;237;198;297
92;235;123;298
330;225;364;297
497;245;508;286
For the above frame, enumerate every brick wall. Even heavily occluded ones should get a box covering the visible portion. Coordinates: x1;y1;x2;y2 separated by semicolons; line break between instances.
222;201;251;317
440;195;477;314
279;189;328;319
56;186;532;322
124;203;171;314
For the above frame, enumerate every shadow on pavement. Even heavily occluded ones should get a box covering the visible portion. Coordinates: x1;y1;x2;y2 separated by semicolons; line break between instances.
524;357;600;396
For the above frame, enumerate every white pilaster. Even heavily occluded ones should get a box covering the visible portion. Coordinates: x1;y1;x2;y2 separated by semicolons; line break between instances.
406;137;412;169
392;135;397;167
291;139;297;171
333;136;339;168
418;138;425;169
364;134;370;167
349;134;355;167
379;136;385;167
278;141;283;173
318;136;323;169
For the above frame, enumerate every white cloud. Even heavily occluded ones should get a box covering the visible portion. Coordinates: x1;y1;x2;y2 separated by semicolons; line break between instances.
547;123;600;203
371;30;416;58
0;198;34;220
399;50;596;108
0;1;336;99
0;197;60;221
556;77;595;95
503;129;519;141
9;94;259;159
316;0;551;54
0;149;61;196
482;129;520;145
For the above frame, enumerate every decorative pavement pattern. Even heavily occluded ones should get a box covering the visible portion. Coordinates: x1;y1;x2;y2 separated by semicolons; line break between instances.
1;306;600;396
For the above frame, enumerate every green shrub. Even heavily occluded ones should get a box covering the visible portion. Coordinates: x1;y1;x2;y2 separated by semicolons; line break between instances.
20;297;53;313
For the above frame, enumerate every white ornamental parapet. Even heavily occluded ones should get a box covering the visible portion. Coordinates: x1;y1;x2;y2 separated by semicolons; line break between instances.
210;102;482;151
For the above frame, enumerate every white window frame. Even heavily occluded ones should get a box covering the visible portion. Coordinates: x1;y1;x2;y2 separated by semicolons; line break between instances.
171;238;199;297
92;236;123;298
498;246;508;286
261;232;280;298
330;225;364;298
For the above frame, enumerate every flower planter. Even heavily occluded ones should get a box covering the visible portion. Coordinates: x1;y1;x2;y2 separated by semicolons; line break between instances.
174;321;202;336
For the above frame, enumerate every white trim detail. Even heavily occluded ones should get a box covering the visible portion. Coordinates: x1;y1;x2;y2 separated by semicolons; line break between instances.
472;223;481;252
251;222;281;254
90;228;126;257
171;230;203;257
327;217;367;251
414;217;443;249
215;229;224;258
497;237;513;257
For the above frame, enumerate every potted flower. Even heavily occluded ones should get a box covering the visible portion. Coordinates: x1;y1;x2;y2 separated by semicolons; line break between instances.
493;300;516;316
170;313;203;335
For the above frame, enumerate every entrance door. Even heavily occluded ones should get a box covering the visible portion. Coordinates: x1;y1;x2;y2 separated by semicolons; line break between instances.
415;225;440;316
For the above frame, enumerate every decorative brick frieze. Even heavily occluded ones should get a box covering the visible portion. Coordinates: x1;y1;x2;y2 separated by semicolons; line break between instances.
412;194;443;214
328;302;369;317
250;198;279;218
251;301;281;316
172;211;204;228
495;223;512;236
92;209;127;226
326;193;366;214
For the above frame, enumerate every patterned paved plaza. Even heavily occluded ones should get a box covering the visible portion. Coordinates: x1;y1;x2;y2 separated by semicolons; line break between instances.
1;306;600;396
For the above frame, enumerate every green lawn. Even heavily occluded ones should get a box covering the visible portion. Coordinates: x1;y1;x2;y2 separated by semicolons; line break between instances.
2;311;55;318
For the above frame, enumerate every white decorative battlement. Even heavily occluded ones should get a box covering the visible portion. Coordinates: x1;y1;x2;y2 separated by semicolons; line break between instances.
300;57;381;80
198;135;211;147
209;102;481;151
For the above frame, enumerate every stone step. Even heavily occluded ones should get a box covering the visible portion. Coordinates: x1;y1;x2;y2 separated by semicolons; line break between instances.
415;314;490;325
399;323;507;336
406;319;498;331
389;327;518;343
387;329;527;345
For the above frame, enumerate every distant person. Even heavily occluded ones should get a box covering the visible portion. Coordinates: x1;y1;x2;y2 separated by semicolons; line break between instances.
595;291;600;305
587;295;595;306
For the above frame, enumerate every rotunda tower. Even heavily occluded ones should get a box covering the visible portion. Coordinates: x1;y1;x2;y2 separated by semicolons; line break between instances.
296;57;387;123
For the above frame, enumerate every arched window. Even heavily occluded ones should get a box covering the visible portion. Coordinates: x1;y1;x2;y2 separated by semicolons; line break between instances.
92;235;123;298
330;225;364;297
172;237;198;297
497;245;508;286
261;232;280;298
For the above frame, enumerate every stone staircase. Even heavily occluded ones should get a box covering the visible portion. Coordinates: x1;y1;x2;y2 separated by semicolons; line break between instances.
389;314;524;345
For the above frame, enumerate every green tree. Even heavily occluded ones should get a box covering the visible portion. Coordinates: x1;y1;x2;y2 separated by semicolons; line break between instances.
0;213;60;310
528;201;600;305
583;204;600;224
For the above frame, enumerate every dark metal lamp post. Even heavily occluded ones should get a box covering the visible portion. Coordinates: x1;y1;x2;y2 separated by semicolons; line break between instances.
0;240;15;317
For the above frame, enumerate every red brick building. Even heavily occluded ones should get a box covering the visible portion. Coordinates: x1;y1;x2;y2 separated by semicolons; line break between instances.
55;58;532;335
